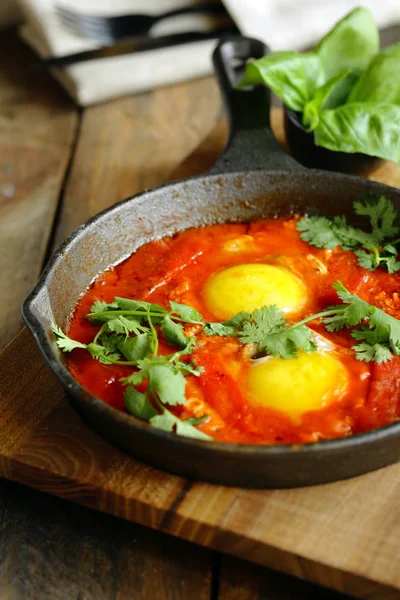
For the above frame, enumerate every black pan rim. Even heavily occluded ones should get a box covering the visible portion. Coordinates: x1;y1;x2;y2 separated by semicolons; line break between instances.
22;168;400;458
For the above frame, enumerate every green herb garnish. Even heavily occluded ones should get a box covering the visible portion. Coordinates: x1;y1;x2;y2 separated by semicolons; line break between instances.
53;298;210;441
297;193;400;273
52;277;400;438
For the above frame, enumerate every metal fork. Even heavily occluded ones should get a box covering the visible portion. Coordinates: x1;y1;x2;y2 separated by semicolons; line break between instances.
56;3;231;44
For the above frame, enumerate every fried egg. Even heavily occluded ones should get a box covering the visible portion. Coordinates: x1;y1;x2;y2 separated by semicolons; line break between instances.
247;351;349;419
202;263;308;320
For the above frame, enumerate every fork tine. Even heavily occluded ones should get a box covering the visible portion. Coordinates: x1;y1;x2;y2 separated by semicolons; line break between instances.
56;6;113;41
57;5;109;30
55;5;81;26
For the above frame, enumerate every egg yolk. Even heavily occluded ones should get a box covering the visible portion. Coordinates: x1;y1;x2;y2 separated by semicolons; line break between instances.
202;263;307;320
247;352;349;419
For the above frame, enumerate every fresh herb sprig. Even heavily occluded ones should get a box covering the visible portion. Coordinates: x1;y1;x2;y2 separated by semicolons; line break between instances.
206;281;400;363
297;194;400;273
53;298;210;440
52;279;400;438
204;307;317;359
324;282;400;363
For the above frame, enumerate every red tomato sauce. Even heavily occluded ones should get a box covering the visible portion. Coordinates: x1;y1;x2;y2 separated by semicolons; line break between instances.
67;218;400;444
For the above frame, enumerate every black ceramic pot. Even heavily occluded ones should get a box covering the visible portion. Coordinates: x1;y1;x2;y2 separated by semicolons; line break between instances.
284;108;382;174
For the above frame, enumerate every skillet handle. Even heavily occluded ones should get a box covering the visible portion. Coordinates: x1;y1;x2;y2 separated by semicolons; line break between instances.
210;36;303;174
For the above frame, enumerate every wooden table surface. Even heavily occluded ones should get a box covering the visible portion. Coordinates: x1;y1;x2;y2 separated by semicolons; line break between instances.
2;27;398;600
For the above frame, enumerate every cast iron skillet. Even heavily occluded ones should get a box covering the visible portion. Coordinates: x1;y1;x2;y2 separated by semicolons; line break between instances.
23;37;400;489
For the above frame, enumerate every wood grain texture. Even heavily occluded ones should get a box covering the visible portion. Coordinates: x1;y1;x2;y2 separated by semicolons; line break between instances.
53;75;221;247
218;555;352;599
0;479;213;600
0;32;79;350
172;107;400;189
3;62;400;600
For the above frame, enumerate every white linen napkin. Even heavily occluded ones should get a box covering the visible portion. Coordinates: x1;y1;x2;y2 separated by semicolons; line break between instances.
225;0;400;50
16;0;400;106
18;0;231;105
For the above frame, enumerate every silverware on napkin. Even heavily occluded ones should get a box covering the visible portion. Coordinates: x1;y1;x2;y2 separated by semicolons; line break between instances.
56;2;230;44
40;25;240;68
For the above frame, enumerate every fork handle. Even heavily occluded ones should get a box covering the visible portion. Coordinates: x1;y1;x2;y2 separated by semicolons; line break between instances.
157;2;228;22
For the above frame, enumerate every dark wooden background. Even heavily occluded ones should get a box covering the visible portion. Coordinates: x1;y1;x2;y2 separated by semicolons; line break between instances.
1;24;399;599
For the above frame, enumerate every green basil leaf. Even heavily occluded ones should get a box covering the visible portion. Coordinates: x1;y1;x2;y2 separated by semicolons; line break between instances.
348;43;400;105
239;51;322;111
314;103;400;162
303;68;353;130
124;387;157;420
314;7;378;80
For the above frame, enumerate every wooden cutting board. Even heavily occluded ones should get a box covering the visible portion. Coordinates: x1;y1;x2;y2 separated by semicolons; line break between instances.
2;111;400;600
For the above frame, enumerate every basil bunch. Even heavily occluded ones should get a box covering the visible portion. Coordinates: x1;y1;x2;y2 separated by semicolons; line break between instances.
239;8;400;163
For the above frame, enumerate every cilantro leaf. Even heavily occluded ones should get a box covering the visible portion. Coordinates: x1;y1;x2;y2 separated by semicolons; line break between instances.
238;306;317;359
369;306;400;355
120;369;148;387
106;315;146;336
90;300;118;314
150;410;211;441
385;255;400;274
297;214;371;251
113;297;153;311
172;358;203;376
149;410;177;432
51;323;87;352
203;322;238;336
297;195;400;274
117;333;152;361
224;312;251;327
239;306;286;345
169;301;202;322
148;362;187;406
114;297;169;317
354;193;399;243
257;326;317;359
351;325;386;344
86;343;121;363
161;316;192;349
204;312;251;337
98;352;122;365
320;281;400;363
124;387;157;420
323;282;371;331
285;326;317;354
175;418;211;440
99;332;120;353
353;249;377;270
260;333;299;359
352;342;393;363
296;215;344;249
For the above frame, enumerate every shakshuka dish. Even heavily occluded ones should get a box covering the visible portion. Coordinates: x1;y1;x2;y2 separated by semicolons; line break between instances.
54;194;400;445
